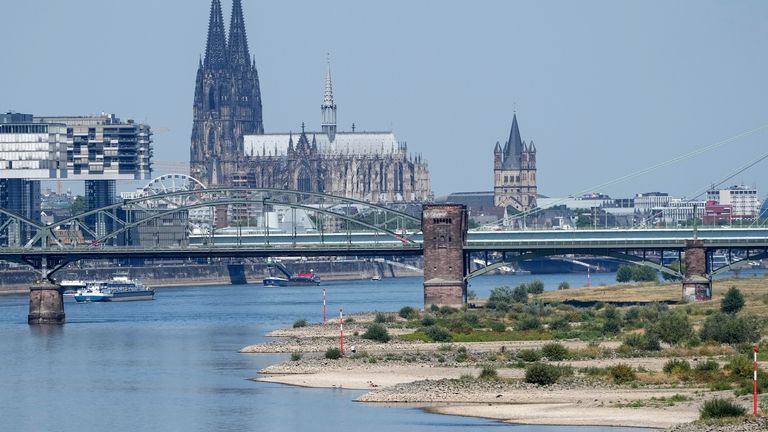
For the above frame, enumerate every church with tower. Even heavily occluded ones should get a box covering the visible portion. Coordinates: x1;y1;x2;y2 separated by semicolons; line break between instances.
493;114;537;212
190;0;431;204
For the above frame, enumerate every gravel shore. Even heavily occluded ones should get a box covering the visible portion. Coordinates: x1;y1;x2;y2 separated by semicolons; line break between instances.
243;316;762;430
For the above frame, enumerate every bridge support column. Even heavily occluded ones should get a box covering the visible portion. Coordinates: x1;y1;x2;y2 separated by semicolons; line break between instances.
28;281;65;325
422;204;468;308
682;240;712;302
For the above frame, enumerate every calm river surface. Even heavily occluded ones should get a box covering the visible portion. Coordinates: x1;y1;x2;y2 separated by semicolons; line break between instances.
1;273;662;432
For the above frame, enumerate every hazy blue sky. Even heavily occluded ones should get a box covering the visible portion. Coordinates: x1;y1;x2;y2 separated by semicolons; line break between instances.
2;0;767;199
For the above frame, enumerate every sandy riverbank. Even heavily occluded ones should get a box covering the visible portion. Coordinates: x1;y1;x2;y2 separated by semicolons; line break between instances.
241;314;735;430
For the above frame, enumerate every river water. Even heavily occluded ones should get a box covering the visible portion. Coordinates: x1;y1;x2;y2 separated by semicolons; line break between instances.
0;273;669;432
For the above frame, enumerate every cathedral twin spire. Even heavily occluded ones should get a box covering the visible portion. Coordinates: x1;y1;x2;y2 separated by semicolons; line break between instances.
204;0;251;70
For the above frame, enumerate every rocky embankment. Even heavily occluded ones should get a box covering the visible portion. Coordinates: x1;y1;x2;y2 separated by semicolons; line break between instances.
665;417;768;431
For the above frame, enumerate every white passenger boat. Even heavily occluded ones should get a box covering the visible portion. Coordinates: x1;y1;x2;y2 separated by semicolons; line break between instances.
73;277;154;303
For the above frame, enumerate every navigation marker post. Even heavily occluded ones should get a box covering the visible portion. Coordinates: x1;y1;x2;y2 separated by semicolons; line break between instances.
587;267;591;288
323;288;327;324
754;344;759;416
339;308;345;354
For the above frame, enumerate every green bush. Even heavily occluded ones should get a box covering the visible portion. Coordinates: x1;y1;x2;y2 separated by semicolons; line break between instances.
549;317;571;331
541;343;569;361
663;359;691;374
525;363;561;385
727;355;753;379
430;304;440;313
699;398;746;419
455;346;469;362
651;311;693;345
421;314;436;326
517;315;542;331
325;347;342;359
721;286;745;314
439;305;457;315
462;312;481;327
490;322;506;332
694;359;720;372
632;265;658;282
624;307;641;325
398;306;418;319
478;365;500;381
488;286;515;306
293;319;307;328
527;280;545;295
558;281;570;290
362;323;391;342
602;318;622;335
699;313;763;344
616;265;633;282
290;352;302;361
512;285;529;303
609;363;636;384
425;325;452;342
374;312;387;323
517;349;542;362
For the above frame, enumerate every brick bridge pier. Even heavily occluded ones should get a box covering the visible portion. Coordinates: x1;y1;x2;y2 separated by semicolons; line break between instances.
421;204;468;307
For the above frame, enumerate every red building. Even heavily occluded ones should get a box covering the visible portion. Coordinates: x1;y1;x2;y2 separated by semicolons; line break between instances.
703;200;732;224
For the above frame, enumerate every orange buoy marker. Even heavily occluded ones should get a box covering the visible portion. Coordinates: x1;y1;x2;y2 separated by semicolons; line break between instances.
339;308;345;354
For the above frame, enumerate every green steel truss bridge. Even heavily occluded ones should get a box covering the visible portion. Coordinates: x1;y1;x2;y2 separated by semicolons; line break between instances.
0;188;767;282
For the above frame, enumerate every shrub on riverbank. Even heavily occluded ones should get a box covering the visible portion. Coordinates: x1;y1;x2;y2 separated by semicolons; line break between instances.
699;398;746;419
293;319;307;328
541;343;569;361
699;312;762;344
398;306;418;319
425;325;452;342
609;363;636;384
478;365;500;381
524;363;561;385
325;347;342;359
363;323;391;342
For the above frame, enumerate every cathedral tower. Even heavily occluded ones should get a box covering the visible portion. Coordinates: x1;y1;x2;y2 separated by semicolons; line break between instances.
191;0;263;186
321;58;337;142
493;114;537;212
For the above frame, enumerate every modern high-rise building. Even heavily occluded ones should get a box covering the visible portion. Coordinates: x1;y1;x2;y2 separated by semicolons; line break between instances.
0;113;68;244
35;113;153;236
190;0;264;187
493;114;537;212
0;112;152;242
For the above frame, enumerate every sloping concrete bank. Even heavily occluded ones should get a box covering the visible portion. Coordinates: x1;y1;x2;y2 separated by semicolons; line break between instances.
0;259;422;294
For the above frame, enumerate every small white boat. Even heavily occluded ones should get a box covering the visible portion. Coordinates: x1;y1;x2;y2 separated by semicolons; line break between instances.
371;275;382;281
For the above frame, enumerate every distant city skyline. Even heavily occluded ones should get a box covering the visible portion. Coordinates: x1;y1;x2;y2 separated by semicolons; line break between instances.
1;0;766;199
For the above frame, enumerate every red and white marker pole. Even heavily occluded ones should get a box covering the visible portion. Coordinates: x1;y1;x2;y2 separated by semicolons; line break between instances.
587;267;591;288
754;344;759;416
322;288;327;324
339;308;345;354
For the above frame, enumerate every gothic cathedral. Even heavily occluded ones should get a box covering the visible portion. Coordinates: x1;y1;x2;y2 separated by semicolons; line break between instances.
190;0;430;204
493;114;537;212
190;0;263;187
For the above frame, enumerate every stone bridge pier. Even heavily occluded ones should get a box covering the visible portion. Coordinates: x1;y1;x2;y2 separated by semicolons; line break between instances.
681;239;712;302
422;204;468;308
28;281;65;325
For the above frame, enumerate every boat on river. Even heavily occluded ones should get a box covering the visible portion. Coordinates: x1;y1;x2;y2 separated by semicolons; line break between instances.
60;280;87;296
73;277;154;302
263;261;320;287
